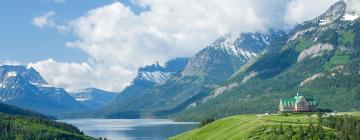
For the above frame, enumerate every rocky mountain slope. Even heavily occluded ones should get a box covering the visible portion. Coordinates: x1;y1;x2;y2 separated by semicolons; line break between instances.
175;1;360;121
99;31;284;118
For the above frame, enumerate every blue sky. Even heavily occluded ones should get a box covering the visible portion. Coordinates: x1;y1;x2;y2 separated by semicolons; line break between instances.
0;0;140;63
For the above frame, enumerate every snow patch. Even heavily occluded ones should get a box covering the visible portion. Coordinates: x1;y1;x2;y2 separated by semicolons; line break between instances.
7;71;17;77
297;44;334;62
299;73;324;87
343;0;360;21
30;82;52;88
261;36;270;45
0;83;6;88
319;19;332;26
76;98;90;101
342;13;360;21
139;71;172;83
214;45;257;61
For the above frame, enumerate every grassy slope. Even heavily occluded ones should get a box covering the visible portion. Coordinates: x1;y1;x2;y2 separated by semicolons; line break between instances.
170;114;337;140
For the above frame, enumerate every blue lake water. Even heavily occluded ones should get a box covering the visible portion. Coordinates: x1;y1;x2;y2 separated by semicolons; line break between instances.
59;119;198;140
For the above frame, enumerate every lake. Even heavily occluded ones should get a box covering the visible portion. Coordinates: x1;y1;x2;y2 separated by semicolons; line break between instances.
59;119;198;140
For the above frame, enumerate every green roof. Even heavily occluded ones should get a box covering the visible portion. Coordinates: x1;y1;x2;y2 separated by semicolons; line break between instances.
280;94;317;106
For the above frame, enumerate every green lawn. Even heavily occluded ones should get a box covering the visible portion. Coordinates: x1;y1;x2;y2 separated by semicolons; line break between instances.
170;113;338;140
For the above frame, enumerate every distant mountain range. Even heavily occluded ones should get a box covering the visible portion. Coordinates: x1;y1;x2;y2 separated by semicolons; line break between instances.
70;88;116;110
0;65;117;117
0;65;88;116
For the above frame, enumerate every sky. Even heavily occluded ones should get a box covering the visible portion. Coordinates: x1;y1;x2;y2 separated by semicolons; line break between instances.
0;0;342;92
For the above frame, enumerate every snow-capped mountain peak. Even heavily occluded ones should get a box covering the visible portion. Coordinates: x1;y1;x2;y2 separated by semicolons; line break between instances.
0;65;48;84
208;32;274;59
0;65;88;116
315;0;360;25
134;58;189;84
343;0;360;21
317;1;346;25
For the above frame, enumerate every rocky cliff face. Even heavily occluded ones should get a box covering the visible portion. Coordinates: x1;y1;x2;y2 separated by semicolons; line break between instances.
182;32;281;83
99;31;285;119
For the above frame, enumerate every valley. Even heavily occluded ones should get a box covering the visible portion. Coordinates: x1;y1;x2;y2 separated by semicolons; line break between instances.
1;0;360;139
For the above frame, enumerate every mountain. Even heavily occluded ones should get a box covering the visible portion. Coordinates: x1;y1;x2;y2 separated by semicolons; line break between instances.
0;65;88;116
181;33;275;83
70;88;116;110
99;31;284;119
174;1;360;121
96;58;189;118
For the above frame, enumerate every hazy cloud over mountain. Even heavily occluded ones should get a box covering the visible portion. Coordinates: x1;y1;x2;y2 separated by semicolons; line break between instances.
29;0;345;92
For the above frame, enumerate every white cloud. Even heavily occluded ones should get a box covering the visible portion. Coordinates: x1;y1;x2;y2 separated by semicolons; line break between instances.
284;0;338;25
31;0;345;92
32;11;56;29
28;59;134;92
0;60;21;66
346;0;360;14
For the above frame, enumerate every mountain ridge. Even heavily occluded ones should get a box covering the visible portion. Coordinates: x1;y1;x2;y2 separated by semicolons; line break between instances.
98;31;285;119
173;1;360;121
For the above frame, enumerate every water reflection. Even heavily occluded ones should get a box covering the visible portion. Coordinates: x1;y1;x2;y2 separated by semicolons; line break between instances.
59;119;198;140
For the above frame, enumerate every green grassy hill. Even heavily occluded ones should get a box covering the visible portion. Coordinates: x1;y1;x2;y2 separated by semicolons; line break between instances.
170;113;360;140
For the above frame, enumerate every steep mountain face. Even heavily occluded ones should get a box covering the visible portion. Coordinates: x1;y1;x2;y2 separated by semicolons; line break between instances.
98;58;189;118
70;88;116;110
0;65;88;116
114;58;189;103
99;32;284;118
182;33;274;83
175;1;360;121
